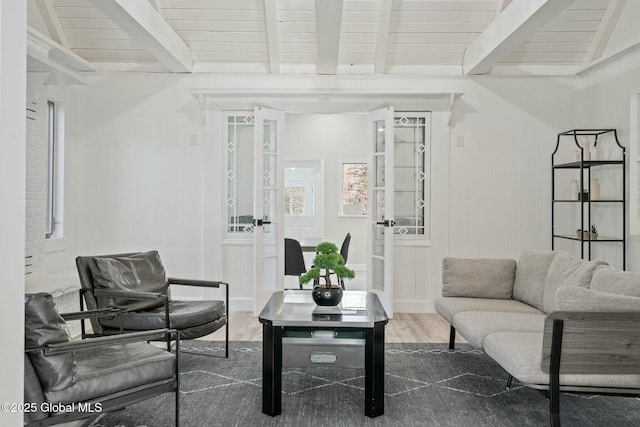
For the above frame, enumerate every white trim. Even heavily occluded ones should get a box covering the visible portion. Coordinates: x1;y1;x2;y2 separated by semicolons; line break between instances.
630;92;640;235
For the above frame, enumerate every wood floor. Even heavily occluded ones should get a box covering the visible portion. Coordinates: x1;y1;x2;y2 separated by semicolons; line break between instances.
205;312;466;344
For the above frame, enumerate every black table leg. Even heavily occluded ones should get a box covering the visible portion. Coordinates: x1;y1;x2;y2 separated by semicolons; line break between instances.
364;323;385;417
262;322;282;416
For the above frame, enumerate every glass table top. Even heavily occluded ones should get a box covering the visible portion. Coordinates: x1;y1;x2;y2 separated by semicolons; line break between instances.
259;290;388;328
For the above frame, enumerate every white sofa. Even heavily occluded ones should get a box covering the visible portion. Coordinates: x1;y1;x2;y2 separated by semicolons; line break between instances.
435;250;640;426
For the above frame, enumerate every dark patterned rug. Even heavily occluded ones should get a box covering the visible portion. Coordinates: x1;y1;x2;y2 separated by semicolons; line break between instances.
87;341;640;427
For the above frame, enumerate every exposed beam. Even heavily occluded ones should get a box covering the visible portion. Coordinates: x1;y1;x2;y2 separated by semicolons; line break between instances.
88;0;193;73
463;0;576;75
315;0;344;75
264;0;280;74
28;26;98;73
374;0;392;75
577;39;640;75
582;0;627;66
35;0;70;48
148;0;164;16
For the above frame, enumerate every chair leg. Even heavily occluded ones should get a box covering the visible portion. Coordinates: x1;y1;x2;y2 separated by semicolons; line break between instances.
506;375;513;390
449;325;456;350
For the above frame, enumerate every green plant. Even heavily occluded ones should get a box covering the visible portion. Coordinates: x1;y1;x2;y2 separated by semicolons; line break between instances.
299;242;355;288
590;224;598;234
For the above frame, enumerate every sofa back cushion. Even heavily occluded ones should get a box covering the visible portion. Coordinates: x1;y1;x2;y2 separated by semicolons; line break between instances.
89;250;168;311
24;293;77;392
542;252;607;313
512;249;556;311
590;265;640;297
556;286;640;312
442;257;516;299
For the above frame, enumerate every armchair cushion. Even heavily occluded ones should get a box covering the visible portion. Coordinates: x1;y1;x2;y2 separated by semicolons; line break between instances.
44;342;175;404
542;252;607;313
556;286;640;312
24;293;78;391
590;265;640;297
442;257;516;299
99;299;226;332
90;251;168;311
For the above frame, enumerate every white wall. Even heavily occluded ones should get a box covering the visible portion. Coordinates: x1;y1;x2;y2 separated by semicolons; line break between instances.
61;73;581;313
0;0;26;424
285;113;368;266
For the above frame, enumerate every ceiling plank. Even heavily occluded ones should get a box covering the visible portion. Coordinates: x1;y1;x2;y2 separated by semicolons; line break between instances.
582;0;626;66
35;0;70;48
315;0;344;75
463;0;576;75
87;0;193;73
374;0;392;74
264;0;281;74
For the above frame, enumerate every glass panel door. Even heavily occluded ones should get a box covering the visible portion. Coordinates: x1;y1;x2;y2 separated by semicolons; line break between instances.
253;107;285;315
367;107;394;316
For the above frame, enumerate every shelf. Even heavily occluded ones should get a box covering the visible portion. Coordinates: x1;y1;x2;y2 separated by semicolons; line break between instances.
553;235;623;242
552;199;624;203
553;160;623;169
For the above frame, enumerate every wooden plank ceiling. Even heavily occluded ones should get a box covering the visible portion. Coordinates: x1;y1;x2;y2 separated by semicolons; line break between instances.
32;0;617;76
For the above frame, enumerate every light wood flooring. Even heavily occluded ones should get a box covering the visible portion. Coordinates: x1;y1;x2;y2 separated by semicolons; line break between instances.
205;312;466;344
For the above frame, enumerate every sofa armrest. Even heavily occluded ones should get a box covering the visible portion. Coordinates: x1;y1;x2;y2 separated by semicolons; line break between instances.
542;311;640;375
442;257;516;299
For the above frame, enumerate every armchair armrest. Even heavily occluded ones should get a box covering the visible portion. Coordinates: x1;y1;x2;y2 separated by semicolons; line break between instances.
61;308;120;322
93;288;166;301
167;277;228;288
27;329;179;356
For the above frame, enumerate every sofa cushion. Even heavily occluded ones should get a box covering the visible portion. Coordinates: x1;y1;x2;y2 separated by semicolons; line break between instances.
590;265;640;297
441;257;516;299
90;251;168;311
24;293;78;392
556;286;640;312
434;296;542;324
484;332;640;388
452;312;545;349
542;252;607;313
512;250;556;311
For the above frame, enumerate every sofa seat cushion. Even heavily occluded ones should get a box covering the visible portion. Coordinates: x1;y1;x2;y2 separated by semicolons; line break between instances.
556;286;640;311
542;252;607;313
44;342;175;404
99;299;226;331
442;257;516;299
512;250;556;311
435;297;541;324
590;265;640;297
452;312;545;349
483;332;640;389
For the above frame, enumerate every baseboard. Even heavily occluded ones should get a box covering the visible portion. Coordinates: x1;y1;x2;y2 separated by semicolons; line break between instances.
394;299;435;313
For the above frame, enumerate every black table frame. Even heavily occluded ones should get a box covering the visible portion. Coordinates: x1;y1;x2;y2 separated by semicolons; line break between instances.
260;320;386;418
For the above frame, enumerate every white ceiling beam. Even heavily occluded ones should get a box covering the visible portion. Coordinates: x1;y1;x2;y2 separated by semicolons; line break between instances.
463;0;576;75
28;26;98;73
264;0;280;74
148;0;164;16
577;39;640;76
582;0;627;66
35;0;70;48
374;0;392;75
315;0;344;75
88;0;193;73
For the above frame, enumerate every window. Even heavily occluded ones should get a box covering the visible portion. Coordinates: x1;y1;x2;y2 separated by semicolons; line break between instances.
225;114;255;234
340;162;367;216
284;167;315;217
46;100;63;239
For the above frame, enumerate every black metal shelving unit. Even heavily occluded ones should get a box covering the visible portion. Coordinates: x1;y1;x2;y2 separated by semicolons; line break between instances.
551;129;626;270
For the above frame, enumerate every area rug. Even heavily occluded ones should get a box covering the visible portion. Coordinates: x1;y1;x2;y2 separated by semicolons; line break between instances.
88;341;640;427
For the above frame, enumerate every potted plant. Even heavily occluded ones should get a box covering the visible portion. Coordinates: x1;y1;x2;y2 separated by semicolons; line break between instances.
300;241;355;306
590;224;598;240
576;229;590;240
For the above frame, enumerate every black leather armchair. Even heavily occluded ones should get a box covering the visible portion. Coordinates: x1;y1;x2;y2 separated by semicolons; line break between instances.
24;293;180;426
76;250;228;357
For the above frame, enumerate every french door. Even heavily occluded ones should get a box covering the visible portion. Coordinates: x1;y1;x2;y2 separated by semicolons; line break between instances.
253;107;285;315
367;107;395;316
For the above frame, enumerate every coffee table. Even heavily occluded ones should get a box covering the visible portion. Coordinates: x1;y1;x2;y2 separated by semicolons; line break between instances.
258;290;388;418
